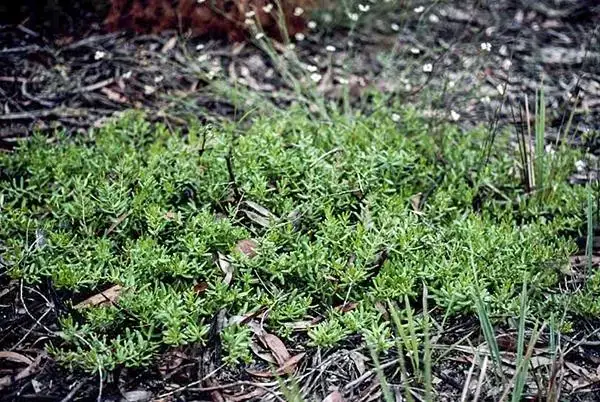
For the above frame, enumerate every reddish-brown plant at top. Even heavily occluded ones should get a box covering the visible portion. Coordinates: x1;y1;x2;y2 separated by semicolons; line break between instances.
104;0;315;42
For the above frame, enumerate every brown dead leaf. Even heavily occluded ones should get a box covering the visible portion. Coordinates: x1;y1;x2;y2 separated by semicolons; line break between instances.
0;351;34;366
247;320;266;337
245;211;271;228
194;281;209;294
161;36;178;53
0;353;43;391
334;302;358;314
246;352;306;378
250;341;277;364
100;87;128;104
243;201;278;228
496;333;517;352
235;239;258;258
322;391;344;402
277;352;305;375
261;333;291;366
75;285;123;309
217;252;234;285
230;309;266;328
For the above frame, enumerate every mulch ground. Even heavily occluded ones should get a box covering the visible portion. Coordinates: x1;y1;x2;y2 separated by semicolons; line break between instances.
1;1;600;401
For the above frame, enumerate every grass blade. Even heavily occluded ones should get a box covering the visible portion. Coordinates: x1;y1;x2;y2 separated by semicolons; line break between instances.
587;186;594;275
511;281;528;402
422;284;433;401
368;346;395;402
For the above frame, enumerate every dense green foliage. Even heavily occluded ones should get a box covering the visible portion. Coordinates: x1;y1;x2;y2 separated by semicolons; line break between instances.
0;106;590;371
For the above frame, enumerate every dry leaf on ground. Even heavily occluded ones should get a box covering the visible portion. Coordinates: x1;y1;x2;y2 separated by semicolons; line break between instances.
0;351;34;365
74;285;123;309
217;252;234;285
261;333;291;366
235;239;258;258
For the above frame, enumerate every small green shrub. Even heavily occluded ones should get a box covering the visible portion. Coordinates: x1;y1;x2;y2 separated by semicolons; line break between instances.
0;106;590;372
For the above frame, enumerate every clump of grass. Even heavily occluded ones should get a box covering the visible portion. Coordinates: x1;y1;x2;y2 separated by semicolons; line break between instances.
0;104;590;373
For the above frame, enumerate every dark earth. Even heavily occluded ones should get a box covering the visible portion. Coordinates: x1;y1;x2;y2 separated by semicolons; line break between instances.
1;1;600;401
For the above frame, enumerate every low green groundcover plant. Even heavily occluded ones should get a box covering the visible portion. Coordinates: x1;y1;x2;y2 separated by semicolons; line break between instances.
0;105;594;372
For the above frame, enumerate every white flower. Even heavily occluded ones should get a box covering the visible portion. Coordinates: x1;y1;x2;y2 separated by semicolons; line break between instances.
348;12;359;21
481;96;491;104
195;44;205;50
480;42;492;52
391;113;401;122
391;23;400;31
197;54;210;62
358;4;370;12
197;0;205;3
496;83;505;95
499;45;508;56
122;71;132;79
308;20;317;29
310;73;322;83
450;110;460;121
294;7;304;16
262;3;273;13
422;63;433;73
575;160;586;173
94;50;106;60
428;14;440;23
306;64;318;72
410;47;420;54
294;32;305;41
502;59;512;70
154;75;164;83
255;33;265;40
245;10;255;18
326;45;336;52
244;18;254;25
337;77;349;84
287;43;296;50
414;6;425;13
